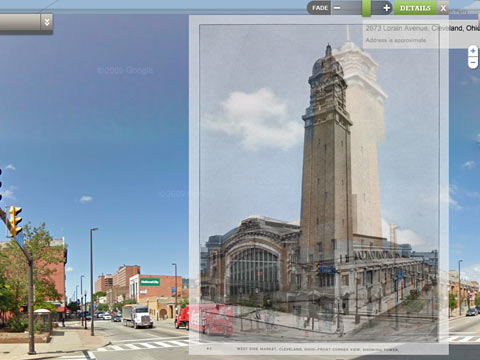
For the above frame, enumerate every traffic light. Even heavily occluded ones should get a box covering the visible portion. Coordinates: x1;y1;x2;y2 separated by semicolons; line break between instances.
9;206;22;237
20;304;27;313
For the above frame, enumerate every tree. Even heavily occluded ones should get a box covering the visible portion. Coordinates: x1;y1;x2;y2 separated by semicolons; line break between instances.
180;296;189;309
0;223;65;317
475;294;480;306
0;277;16;323
449;293;457;312
115;299;136;312
94;291;107;302
67;301;79;313
97;303;109;312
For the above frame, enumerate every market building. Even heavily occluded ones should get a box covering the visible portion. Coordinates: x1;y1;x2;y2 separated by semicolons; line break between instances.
202;41;438;331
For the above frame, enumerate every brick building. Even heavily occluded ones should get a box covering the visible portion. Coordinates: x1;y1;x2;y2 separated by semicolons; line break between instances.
129;274;182;303
113;265;140;289
95;273;113;293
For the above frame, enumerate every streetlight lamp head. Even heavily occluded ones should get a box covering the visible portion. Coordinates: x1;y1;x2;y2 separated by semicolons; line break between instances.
91;227;99;231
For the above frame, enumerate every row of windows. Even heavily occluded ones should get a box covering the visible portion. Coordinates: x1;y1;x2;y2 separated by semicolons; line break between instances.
229;248;280;296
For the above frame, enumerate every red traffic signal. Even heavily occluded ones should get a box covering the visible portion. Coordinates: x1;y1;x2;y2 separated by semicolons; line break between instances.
20;304;27;313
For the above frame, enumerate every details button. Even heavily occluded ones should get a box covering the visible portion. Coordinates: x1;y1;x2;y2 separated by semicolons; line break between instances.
394;1;437;15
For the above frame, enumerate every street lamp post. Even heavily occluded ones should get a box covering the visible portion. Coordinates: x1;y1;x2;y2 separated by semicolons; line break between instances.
458;259;463;315
80;275;84;326
76;285;79;302
90;227;98;336
84;290;87;329
172;263;177;322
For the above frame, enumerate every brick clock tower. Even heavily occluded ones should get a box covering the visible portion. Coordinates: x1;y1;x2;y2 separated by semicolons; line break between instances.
299;45;354;281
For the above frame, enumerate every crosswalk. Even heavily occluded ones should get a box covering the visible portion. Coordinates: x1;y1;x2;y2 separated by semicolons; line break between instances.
58;350;96;359
440;333;480;343
96;337;207;352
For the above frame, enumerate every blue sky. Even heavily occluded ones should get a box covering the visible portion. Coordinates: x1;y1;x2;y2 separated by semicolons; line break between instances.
449;49;480;281
0;14;189;301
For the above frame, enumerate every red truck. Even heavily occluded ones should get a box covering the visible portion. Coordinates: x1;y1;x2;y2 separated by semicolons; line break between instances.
175;304;233;336
175;305;190;330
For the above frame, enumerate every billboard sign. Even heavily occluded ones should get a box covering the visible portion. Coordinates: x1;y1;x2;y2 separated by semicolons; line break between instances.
140;278;160;286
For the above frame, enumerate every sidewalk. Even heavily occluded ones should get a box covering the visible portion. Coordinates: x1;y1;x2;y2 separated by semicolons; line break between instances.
0;321;109;360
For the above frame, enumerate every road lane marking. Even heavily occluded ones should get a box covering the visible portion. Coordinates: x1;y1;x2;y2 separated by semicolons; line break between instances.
139;343;157;349
476;338;480;342
111;335;188;343
152;341;173;347
109;345;124;351
448;336;460;342
459;336;474;342
168;340;189;346
125;344;141;349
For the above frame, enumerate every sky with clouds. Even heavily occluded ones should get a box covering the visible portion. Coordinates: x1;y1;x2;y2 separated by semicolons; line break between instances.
199;24;444;255
449;49;480;282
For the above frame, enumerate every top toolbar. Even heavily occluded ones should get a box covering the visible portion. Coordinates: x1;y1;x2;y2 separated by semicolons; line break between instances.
307;1;449;16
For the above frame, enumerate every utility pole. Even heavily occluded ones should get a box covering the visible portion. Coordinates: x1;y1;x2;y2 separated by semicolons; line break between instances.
80;275;84;327
458;259;463;316
90;227;98;336
172;263;177;322
84;291;87;330
27;255;35;355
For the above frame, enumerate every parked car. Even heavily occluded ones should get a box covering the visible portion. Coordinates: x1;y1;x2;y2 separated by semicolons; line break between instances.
112;315;122;322
466;308;477;316
103;314;112;320
97;312;105;319
476;305;480;313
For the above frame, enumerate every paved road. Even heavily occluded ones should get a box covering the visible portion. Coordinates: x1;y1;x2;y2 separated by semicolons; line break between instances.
58;316;480;360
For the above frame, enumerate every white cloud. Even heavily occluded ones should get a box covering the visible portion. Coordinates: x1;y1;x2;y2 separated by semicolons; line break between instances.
65;266;73;273
5;164;16;170
461;264;480;283
79;195;93;204
2;186;17;200
462;160;475;170
466;191;480;199
205;88;303;151
381;218;426;249
420;185;462;211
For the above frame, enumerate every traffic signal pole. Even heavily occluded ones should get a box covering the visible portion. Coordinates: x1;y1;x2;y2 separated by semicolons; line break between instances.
28;256;35;355
0;171;35;354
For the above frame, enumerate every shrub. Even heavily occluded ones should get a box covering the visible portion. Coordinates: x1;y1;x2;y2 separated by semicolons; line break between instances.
7;317;28;332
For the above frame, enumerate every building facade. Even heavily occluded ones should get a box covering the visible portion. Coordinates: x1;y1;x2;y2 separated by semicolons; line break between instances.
95;273;113;293
113;265;140;289
129;274;183;303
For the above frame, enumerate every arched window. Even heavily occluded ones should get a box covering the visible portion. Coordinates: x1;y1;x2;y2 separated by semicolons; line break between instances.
229;247;280;296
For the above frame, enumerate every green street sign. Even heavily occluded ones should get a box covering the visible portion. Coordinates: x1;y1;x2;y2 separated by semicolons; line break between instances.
140;278;160;286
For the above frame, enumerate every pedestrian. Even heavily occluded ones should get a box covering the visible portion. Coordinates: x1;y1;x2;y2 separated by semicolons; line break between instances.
62;313;65;328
